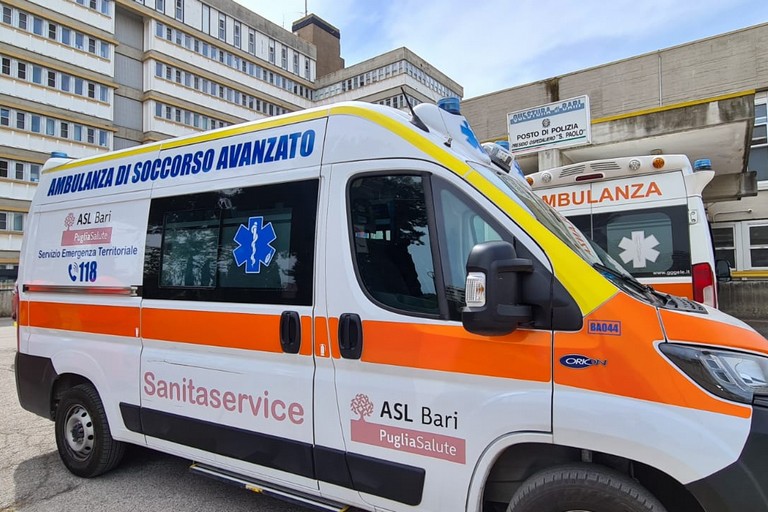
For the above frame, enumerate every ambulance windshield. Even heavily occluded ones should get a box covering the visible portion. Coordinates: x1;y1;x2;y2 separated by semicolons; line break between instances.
483;164;660;301
479;164;602;267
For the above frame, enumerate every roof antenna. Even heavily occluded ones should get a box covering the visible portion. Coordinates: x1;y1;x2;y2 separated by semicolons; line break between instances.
401;87;428;132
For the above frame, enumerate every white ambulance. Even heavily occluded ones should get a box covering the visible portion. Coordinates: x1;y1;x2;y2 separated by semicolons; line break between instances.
14;100;768;512
527;155;718;307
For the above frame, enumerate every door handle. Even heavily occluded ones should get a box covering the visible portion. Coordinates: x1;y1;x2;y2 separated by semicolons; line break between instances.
279;311;301;354
338;313;363;359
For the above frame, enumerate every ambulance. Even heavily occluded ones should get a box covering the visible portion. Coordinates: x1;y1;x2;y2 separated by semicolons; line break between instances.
527;155;718;307
13;99;768;512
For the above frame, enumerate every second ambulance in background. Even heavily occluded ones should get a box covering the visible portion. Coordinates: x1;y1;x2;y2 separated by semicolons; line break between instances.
527;155;718;307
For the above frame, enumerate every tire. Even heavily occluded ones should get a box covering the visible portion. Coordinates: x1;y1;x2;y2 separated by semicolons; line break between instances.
507;463;667;512
54;383;125;478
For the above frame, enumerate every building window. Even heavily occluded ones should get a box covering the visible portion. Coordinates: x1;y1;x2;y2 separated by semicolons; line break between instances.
32;16;43;35
1;57;9;75
17;11;27;30
156;0;164;12
248;30;255;53
750;96;768;182
281;47;287;69
48;22;57;39
174;0;183;20
47;70;56;87
0;108;8;126
268;40;274;64
16;112;25;130
201;5;209;34
14;162;23;180
233;21;240;47
30;164;40;182
713;225;736;268
2;6;11;24
218;13;225;40
0;160;6;177
748;224;768;267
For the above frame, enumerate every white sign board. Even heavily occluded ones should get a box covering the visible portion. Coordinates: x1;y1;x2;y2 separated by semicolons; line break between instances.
507;96;591;155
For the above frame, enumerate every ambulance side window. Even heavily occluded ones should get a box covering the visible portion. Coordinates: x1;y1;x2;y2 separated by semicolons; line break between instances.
143;179;318;305
349;174;439;316
433;180;509;321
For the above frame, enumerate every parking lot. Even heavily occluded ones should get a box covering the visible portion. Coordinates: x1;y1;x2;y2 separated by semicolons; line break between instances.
0;320;306;512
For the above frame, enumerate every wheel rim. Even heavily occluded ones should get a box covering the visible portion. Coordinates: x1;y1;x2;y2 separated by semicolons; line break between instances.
63;404;95;461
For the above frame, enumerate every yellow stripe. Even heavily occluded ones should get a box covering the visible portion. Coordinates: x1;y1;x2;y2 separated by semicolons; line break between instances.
47;108;333;173
158;108;331;151
592;90;755;124
731;270;768;279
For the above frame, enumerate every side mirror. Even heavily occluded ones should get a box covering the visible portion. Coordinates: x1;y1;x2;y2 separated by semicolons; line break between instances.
462;241;533;336
715;259;732;281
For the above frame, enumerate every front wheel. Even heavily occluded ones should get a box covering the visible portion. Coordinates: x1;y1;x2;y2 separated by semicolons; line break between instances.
54;384;125;478
507;463;667;512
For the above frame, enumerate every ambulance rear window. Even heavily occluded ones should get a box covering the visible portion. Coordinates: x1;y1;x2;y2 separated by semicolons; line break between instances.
575;205;691;279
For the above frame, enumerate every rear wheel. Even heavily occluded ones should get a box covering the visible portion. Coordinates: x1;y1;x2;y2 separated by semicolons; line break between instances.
55;384;125;477
507;463;667;512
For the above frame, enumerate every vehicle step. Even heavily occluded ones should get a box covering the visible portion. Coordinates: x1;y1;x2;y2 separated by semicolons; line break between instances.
189;463;350;512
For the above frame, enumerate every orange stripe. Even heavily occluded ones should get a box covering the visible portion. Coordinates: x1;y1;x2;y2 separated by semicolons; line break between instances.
660;308;768;354
555;293;750;418
142;308;284;352
344;320;552;382
18;299;30;326
28;301;139;337
650;282;692;300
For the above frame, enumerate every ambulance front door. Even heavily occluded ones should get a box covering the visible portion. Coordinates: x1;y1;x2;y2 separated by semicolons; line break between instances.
318;160;554;509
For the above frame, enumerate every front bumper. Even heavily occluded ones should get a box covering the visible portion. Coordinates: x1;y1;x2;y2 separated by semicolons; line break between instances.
687;405;768;511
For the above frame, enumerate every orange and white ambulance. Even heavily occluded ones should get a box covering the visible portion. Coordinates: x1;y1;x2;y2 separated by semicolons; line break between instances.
527;155;718;307
14;100;768;512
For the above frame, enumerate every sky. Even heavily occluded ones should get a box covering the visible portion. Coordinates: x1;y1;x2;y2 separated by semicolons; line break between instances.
234;0;768;99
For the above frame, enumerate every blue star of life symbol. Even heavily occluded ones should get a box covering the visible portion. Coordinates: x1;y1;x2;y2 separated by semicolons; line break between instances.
460;120;482;150
232;216;277;274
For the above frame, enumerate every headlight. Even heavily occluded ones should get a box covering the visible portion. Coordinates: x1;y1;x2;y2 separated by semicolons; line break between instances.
660;343;768;405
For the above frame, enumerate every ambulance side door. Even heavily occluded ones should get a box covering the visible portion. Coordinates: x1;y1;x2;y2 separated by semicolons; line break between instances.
137;171;320;491
318;159;554;510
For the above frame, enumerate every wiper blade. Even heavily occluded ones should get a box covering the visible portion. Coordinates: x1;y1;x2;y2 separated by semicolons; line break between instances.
593;263;654;294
